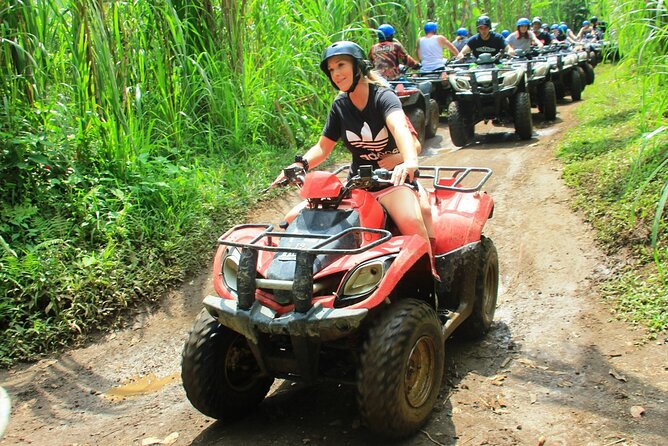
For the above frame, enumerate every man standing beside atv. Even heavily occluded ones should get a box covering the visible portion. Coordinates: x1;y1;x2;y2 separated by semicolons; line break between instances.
368;24;420;81
274;41;437;275
456;15;515;60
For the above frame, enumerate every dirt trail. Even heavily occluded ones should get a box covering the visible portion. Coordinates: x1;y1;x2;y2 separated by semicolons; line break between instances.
1;102;667;446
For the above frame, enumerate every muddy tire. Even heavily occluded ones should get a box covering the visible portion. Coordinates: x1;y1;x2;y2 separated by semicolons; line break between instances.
357;299;444;439
554;81;565;100
576;67;587;91
426;99;439;138
513;92;533;140
540;81;557;120
457;237;499;339
447;101;472;147
569;70;582;101
582;63;595;85
589;51;598;68
406;107;426;145
181;309;273;419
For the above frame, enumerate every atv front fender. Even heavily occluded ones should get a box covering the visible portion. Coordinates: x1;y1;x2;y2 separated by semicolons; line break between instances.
432;190;494;254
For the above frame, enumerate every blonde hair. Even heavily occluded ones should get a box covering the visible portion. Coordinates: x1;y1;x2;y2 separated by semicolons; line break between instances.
367;69;390;87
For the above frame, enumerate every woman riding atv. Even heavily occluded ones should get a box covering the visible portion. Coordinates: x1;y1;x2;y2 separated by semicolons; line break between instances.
505;17;544;51
274;41;437;276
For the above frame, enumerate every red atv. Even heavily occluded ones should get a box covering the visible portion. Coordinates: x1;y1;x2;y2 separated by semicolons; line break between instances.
181;164;498;438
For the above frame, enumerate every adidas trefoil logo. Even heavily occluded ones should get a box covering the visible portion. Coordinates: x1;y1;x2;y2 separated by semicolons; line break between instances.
346;122;389;152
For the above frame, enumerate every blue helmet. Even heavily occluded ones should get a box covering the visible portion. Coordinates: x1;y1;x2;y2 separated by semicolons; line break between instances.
456;27;469;37
582;20;591;26
476;15;492;29
501;29;510;38
424;22;438;33
558;24;568;34
550;24;559;30
516;17;531;27
377;24;395;41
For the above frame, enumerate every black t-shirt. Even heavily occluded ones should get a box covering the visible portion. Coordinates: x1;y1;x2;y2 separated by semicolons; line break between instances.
466;32;507;57
322;84;403;174
537;31;552;45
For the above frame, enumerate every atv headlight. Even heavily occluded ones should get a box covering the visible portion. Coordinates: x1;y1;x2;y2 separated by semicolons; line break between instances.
449;75;471;92
339;257;394;301
221;248;240;294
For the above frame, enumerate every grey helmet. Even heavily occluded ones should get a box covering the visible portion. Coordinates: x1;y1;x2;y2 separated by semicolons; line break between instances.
319;41;371;93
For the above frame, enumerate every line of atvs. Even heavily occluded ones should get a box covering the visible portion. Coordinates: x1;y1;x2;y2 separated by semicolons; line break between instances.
391;41;603;147
178;39;610;441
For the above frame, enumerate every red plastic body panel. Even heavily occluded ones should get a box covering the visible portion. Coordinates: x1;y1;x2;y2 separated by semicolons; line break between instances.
430;179;494;254
299;171;343;199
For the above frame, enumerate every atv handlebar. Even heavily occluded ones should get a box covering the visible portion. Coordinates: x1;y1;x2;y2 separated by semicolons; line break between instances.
264;165;492;197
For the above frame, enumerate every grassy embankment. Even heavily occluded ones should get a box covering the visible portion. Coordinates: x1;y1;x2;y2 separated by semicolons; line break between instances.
557;63;667;335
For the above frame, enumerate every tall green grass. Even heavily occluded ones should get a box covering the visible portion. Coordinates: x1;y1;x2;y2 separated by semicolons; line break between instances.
558;65;667;334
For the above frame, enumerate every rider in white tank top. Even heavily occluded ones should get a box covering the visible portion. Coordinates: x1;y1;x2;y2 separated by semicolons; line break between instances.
419;36;445;71
417;22;458;72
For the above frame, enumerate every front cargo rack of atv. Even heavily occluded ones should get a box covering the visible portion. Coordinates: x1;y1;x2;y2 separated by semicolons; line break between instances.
450;67;521;97
218;225;392;314
417;166;492;193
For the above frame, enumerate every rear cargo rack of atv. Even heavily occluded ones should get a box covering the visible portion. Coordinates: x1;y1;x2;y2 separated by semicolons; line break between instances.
218;225;392;313
417;166;492;193
327;164;492;194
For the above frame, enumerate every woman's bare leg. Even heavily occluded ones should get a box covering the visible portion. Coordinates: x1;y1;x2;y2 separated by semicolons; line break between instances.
379;186;439;279
417;183;434;239
378;186;430;245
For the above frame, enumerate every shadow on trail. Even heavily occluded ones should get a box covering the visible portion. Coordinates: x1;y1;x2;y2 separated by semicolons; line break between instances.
509;341;668;442
458;130;538;149
1;354;128;424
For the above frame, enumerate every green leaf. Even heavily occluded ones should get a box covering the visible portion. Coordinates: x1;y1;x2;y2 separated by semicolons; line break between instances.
651;180;668;250
28;154;50;165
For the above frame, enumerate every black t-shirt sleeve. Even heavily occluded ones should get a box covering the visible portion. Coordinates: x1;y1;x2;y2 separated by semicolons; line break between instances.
322;94;345;141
